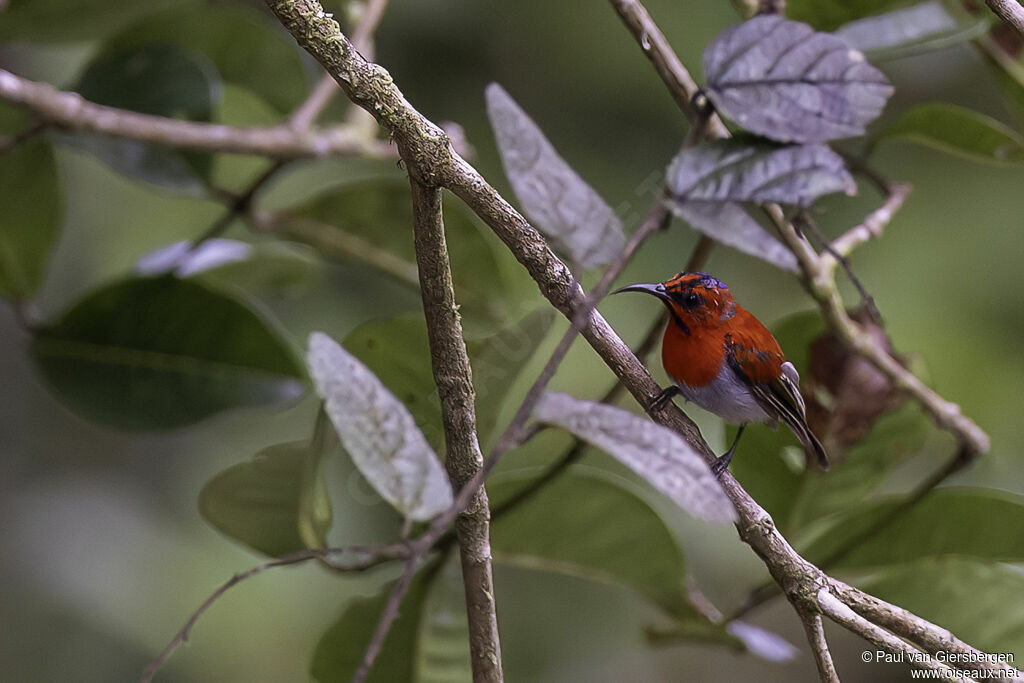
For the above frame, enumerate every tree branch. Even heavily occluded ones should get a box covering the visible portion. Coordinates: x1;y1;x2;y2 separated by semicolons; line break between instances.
351;554;425;683
986;0;1024;37
289;0;390;131
796;607;839;683
140;544;412;683
816;589;973;681
0;69;395;159
251;210;421;286
765;202;990;456
607;0;730;138
409;177;503;682
262;0;1009;675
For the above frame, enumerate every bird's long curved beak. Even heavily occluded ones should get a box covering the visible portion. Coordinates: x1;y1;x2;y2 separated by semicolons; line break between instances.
612;282;672;303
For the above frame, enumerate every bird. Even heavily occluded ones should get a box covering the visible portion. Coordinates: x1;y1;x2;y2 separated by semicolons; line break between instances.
614;271;828;476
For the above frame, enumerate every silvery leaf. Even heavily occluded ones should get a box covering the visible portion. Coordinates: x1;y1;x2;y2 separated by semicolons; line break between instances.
485;83;625;268
704;15;893;142
307;332;453;521
534;392;736;524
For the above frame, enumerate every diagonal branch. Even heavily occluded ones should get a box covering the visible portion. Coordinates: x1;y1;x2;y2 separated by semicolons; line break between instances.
986;0;1024;37
262;0;1010;677
409;177;503;682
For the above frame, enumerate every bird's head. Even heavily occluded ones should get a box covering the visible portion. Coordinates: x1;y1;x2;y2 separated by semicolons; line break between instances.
613;272;736;331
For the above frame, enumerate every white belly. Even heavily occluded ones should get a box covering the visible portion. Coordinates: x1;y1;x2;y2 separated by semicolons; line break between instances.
676;364;771;425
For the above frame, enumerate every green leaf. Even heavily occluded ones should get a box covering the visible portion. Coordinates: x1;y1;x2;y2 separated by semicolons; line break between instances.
343;310;552;452
199;436;333;557
312;572;434;683
801;488;1024;569
786;0;906;32
787;401;928;528
291;180;511;322
0;0;184;42
414;558;473;683
69;44;222;192
0;135;62;299
30;276;305;430
490;468;707;620
312;559;466;683
465;309;554;446
97;4;308;113
859;558;1024;660
882;103;1024;165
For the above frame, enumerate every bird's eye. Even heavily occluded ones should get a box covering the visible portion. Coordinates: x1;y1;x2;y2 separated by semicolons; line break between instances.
684;293;701;308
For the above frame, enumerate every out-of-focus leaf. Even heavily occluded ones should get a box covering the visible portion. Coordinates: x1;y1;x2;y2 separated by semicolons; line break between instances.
785;0;905;32
790;401;928;529
0;135;62;299
533;393;736;524
342;317;443;451
834;2;989;61
307;332;453;521
485;83;625;269
667;200;797;272
312;571;434;683
343;311;553;452
882;103;1024;164
859;558;1024;660
801;488;1024;569
703;15;893;142
30;276;305;430
491;468;709;619
414;557;472;682
291;180;510;321
69;44;222;193
98;5;308;113
137;239;252;277
725;622;800;662
666;141;855;206
803;307;905;453
0;0;183;42
199;437;333;556
136;239;320;292
466;309;554;446
197;241;321;293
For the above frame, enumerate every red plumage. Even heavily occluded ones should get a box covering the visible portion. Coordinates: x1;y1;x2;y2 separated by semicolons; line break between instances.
615;272;829;475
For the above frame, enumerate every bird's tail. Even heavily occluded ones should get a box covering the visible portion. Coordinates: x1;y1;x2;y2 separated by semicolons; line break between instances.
800;427;830;471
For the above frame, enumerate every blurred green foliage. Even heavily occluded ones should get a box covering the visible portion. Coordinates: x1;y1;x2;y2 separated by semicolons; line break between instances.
2;1;1024;682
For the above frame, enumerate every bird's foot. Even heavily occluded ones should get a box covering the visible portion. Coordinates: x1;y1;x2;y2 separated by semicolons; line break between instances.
650;385;680;412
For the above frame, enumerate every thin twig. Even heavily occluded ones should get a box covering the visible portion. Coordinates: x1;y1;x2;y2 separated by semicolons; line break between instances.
141;544;410;683
607;0;730;138
0;119;46;152
252;210;421;285
351;555;424;683
816;589;973;681
190;160;289;249
830;580;1021;677
764;202;990;456
796;607;839;683
264;1;1003;671
986;0;1024;37
290;0;390;130
0;69;395;159
409;177;503;681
